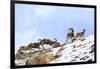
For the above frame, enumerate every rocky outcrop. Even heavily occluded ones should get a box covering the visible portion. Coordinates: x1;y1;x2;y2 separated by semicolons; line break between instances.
26;52;55;64
15;34;95;65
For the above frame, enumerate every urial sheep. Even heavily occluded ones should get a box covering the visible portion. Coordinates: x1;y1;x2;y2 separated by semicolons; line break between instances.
65;28;74;44
76;29;86;40
39;38;57;45
28;42;42;50
19;42;42;52
38;38;57;47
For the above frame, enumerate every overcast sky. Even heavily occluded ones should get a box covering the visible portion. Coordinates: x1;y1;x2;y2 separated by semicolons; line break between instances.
15;3;94;49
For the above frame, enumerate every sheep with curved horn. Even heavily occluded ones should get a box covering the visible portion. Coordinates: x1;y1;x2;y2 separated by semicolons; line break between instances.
65;28;75;44
76;29;86;40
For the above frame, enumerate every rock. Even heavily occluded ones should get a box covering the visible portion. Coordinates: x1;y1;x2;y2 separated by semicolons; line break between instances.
25;52;55;65
15;34;95;65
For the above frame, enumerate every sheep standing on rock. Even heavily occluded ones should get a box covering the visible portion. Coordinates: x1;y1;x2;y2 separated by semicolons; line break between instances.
38;38;58;48
39;38;57;45
28;42;42;50
19;45;29;51
19;42;41;51
76;29;86;40
65;28;74;44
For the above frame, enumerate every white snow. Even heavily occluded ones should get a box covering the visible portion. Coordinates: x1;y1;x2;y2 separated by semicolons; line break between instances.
15;34;95;65
50;34;94;63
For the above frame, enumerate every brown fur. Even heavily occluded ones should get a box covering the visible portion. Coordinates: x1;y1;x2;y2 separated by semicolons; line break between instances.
19;42;42;51
67;32;74;38
38;38;60;48
67;28;74;38
19;46;29;50
39;38;57;45
28;42;41;49
76;29;86;38
65;28;75;43
19;38;59;51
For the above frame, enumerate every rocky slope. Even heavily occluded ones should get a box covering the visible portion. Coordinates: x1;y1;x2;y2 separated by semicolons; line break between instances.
50;34;94;63
15;34;95;65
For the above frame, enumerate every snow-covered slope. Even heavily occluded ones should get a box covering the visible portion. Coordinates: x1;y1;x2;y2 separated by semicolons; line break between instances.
15;34;95;65
50;34;94;63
